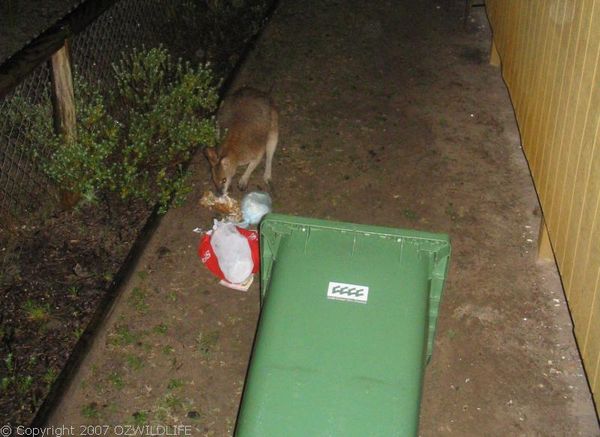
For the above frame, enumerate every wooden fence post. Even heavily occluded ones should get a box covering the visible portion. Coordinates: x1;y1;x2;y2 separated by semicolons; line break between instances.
49;40;80;208
50;40;76;140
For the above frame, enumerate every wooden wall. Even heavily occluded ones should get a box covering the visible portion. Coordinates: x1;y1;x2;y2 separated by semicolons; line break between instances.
486;0;600;405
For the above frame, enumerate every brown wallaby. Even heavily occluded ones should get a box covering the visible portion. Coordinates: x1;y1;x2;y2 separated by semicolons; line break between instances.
203;87;278;195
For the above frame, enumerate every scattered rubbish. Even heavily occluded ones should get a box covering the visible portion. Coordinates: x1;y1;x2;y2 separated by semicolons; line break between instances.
200;191;242;222
241;191;272;225
198;220;259;290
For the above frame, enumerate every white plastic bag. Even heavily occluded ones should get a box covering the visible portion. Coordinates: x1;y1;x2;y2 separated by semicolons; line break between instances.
241;191;272;225
210;221;254;284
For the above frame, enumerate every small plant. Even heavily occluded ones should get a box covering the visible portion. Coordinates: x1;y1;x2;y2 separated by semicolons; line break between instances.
125;354;144;371
109;325;138;346
153;323;168;335
132;411;148;426
1;353;16;392
108;371;124;389
43;368;58;385
167;378;184;390
162;394;183;411
22;299;50;322
73;327;84;339
196;330;220;356
81;402;100;419
162;345;175;355
17;375;33;394
128;287;149;313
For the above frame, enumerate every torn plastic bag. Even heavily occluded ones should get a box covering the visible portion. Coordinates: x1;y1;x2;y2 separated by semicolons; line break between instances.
198;220;259;286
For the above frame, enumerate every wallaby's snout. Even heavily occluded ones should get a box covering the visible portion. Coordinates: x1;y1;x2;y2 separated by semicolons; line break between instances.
203;147;233;196
203;87;278;196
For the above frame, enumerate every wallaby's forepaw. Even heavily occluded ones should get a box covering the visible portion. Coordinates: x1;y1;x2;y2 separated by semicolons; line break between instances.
263;178;274;194
238;180;248;191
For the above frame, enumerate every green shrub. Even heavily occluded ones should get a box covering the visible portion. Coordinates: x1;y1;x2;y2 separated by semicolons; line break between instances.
112;46;219;211
10;46;219;212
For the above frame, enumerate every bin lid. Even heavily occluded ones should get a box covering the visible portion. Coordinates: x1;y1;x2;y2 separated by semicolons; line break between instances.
237;214;451;436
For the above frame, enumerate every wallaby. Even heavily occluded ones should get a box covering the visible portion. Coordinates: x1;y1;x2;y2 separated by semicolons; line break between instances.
203;87;278;195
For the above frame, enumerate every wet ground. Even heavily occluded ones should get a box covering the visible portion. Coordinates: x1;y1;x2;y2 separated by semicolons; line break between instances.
47;0;599;435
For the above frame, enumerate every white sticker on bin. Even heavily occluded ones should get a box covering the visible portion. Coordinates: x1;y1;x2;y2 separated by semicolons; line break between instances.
327;282;369;304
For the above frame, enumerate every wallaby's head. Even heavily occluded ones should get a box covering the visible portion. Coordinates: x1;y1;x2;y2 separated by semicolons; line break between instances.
203;147;235;195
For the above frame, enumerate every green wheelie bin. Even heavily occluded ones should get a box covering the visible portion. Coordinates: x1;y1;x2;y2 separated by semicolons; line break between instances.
236;214;451;436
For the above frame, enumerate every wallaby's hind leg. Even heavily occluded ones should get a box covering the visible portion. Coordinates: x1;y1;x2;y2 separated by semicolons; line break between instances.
263;110;279;186
238;155;263;191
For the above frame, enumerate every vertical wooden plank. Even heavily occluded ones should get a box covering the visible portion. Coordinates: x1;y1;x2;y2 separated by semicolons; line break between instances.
543;2;577;243
509;2;525;116
536;0;569;221
571;127;600;344
581;267;600;391
521;2;549;166
517;2;538;133
506;0;520;89
528;2;553;179
563;23;600;297
553;0;593;256
560;1;600;286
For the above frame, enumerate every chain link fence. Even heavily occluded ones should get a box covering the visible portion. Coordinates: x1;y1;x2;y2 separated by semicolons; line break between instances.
0;0;270;279
1;0;193;217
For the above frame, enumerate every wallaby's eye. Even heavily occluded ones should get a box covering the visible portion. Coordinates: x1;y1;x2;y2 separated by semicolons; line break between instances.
221;178;227;185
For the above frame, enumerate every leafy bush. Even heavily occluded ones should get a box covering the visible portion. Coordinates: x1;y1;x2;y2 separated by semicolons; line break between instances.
111;46;219;210
11;46;219;212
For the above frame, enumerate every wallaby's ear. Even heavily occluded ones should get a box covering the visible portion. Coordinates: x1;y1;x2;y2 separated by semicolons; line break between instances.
203;147;219;166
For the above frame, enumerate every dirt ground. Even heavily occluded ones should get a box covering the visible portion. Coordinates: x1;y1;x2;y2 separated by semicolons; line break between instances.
46;0;599;435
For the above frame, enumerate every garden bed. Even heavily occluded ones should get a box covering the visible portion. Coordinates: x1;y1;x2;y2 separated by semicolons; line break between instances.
0;0;276;425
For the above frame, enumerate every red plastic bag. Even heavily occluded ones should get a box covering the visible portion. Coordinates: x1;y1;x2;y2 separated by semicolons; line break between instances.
198;225;259;287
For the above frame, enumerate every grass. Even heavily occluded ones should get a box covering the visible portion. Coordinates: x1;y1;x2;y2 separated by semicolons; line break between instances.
153;323;168;335
108;371;124;389
81;402;100;419
73;327;84;340
162;345;175;355
167;378;184;390
17;376;33;394
43;368;58;385
109;324;139;346
22;299;50;322
128;287;149;313
132;410;148;426
163;394;183;411
196;330;220;356
125;354;144;371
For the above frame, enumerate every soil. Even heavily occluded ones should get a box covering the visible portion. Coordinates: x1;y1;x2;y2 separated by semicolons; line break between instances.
36;0;600;435
0;199;150;425
0;0;274;427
